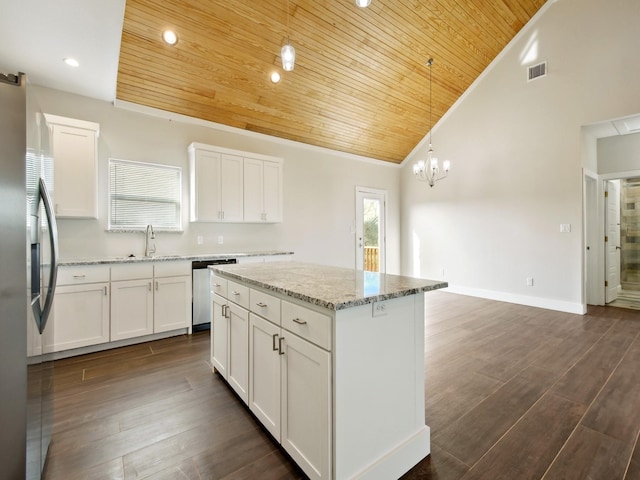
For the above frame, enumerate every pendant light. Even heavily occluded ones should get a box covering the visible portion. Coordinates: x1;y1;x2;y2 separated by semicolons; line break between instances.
281;0;295;71
413;58;451;187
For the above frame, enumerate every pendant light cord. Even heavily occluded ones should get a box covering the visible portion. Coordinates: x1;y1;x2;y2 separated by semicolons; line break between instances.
428;58;433;147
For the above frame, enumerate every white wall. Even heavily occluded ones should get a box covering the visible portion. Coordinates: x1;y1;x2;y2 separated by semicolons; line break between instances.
31;87;401;272
400;0;640;313
598;132;640;175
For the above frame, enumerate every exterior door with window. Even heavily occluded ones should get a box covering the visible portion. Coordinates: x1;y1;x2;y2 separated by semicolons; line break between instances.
355;188;386;273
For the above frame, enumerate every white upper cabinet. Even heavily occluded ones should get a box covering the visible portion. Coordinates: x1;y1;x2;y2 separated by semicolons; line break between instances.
44;114;99;219
189;143;243;222
189;142;282;223
244;157;283;223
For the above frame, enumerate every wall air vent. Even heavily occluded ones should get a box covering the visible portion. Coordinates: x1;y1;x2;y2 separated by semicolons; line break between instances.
527;61;547;82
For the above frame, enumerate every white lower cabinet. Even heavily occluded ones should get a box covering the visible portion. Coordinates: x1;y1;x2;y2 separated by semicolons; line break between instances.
44;265;110;353
280;331;331;480
111;262;192;342
110;278;154;341
211;292;249;404
246;299;331;480
153;262;192;333
212;293;229;377
227;303;249;402
249;314;281;438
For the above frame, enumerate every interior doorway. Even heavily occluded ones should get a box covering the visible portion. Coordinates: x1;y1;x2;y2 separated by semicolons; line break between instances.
607;177;640;309
355;187;386;273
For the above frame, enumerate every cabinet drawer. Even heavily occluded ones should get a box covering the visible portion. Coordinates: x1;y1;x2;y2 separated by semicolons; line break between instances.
250;289;281;325
154;261;190;277
227;280;250;309
111;263;154;281
57;265;110;285
211;274;228;297
282;301;332;350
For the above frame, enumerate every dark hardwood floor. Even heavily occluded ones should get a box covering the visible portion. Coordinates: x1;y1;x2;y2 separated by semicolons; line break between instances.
44;292;640;479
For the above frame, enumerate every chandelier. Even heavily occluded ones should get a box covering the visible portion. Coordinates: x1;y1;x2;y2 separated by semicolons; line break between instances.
413;58;450;187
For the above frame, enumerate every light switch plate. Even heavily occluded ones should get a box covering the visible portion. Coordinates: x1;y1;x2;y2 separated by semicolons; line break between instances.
560;224;571;233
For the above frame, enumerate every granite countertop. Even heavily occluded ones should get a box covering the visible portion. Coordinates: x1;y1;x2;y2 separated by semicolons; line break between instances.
210;261;448;310
59;251;294;266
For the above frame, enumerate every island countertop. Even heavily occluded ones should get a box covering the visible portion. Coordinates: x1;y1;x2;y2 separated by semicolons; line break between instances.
210;261;447;310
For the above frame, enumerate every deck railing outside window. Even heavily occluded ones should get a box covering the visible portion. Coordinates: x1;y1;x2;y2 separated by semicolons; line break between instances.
364;246;379;272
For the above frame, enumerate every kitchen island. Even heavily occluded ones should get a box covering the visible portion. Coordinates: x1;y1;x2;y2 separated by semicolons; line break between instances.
209;261;447;480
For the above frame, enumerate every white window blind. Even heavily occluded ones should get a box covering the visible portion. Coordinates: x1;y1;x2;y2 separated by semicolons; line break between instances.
109;158;182;231
26;148;54;227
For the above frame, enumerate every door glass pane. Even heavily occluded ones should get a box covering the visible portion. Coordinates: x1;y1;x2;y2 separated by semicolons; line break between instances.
363;199;380;272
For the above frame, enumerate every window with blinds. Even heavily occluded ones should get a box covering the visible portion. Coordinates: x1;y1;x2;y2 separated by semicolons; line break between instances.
109;158;182;231
26;148;54;228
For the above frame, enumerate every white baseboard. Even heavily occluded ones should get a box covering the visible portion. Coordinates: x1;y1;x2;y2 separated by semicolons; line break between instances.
443;285;586;315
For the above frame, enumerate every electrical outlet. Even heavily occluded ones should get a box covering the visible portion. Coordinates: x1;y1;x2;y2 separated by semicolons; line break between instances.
526;277;534;286
197;235;203;245
217;235;224;245
373;301;387;317
560;223;571;233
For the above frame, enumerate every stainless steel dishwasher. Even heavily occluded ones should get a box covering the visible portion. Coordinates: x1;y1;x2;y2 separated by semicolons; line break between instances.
192;258;236;331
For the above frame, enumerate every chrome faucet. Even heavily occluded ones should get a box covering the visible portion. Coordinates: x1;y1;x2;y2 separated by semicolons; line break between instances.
144;224;156;257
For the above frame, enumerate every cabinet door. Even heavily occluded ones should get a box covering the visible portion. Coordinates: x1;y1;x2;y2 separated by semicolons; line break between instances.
154;275;191;333
249;313;281;440
212;294;228;377
110;279;154;341
262;160;283;222
44;282;109;353
243;158;283;223
50;123;98;218
220;153;244;222
227;302;249;404
281;333;331;480
243;157;264;223
190;149;221;222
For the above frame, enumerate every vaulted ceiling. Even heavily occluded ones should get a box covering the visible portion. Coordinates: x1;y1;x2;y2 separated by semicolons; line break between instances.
117;0;548;163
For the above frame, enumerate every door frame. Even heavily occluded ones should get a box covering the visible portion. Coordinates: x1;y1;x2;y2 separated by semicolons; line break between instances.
355;186;387;273
584;168;640;306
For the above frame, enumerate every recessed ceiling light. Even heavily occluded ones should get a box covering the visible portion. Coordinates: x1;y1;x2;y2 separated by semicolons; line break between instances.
162;30;178;45
63;57;80;67
270;72;281;84
355;0;371;6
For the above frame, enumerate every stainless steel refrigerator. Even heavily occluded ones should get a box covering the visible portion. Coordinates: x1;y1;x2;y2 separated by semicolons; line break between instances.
0;72;59;480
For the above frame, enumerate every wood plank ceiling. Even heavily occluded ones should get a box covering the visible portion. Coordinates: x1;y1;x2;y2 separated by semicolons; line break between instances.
117;0;547;163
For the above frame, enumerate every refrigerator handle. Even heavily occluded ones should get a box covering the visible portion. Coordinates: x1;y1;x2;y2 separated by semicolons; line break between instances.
37;178;59;334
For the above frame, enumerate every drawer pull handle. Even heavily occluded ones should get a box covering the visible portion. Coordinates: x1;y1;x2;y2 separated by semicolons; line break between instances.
292;317;307;325
155;281;159;291
231;290;240;296
278;336;285;355
212;283;221;287
256;302;267;308
104;286;108;296
148;282;152;291
73;274;86;278
272;333;279;351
